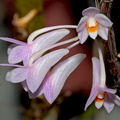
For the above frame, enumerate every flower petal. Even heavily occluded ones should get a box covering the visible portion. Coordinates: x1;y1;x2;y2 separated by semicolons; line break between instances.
114;95;120;106
78;27;89;44
26;49;69;93
76;16;88;32
100;87;116;94
85;86;99;111
27;25;77;44
98;24;108;40
21;81;29;92
95;14;113;27
8;45;25;64
104;93;115;113
6;68;27;83
95;101;104;109
89;31;97;39
0;37;26;45
92;57;100;85
32;29;70;53
108;93;120;106
7;44;18;55
44;53;86;103
82;7;100;17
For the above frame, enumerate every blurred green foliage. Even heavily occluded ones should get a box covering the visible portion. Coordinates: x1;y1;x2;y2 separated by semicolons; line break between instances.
15;0;44;34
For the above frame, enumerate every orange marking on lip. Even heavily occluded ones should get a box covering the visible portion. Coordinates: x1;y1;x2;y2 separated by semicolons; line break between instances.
87;25;98;33
95;96;104;103
86;18;98;33
95;92;105;103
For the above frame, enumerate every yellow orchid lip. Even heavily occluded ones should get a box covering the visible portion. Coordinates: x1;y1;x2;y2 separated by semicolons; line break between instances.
87;17;98;33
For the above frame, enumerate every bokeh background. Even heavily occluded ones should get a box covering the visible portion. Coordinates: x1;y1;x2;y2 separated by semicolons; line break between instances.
0;0;120;120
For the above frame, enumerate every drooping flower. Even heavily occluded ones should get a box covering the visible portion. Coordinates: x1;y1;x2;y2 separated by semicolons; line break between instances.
0;49;69;93
0;25;78;66
85;42;120;113
76;7;113;44
28;53;86;103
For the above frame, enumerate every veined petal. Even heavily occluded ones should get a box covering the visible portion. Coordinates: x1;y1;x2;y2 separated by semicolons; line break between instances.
76;16;88;32
98;25;108;40
78;27;89;44
8;45;25;64
92;57;100;85
104;93;115;113
26;49;69;93
85;86;99;111
44;53;86;103
32;29;70;53
95;14;113;27
82;7;100;17
6;68;27;83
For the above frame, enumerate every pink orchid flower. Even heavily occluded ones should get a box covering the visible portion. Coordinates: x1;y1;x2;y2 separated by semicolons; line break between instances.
76;7;113;44
28;53;86;103
0;25;77;66
0;49;69;93
85;43;120;113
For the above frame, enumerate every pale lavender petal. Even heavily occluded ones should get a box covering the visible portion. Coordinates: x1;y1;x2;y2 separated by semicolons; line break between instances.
114;95;120;106
43;54;86;103
6;68;27;83
92;57;100;85
108;93;120;106
28;76;45;98
85;86;99;111
82;7;100;17
104;93;115;113
26;49;69;93
78;27;89;44
0;37;26;45
95;14;113;27
98;25;108;40
21;81;29;92
27;25;77;44
95;100;104;109
89;31;97;39
8;45;25;64
32;29;70;53
76;16;88;32
7;44;18;55
100;87;116;94
6;71;11;82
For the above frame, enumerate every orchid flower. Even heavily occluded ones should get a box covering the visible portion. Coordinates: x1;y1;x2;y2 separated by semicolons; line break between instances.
0;49;69;93
76;7;113;44
28;53;86;103
0;25;78;66
85;41;120;113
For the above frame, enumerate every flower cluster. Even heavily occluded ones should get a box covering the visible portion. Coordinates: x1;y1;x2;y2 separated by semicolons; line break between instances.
0;7;119;113
0;25;86;103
